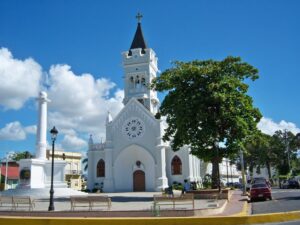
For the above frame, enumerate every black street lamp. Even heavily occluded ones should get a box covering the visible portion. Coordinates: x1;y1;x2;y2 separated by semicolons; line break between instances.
48;126;58;211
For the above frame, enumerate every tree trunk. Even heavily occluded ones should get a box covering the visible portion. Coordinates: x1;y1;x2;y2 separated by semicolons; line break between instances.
211;157;220;191
249;163;254;177
266;161;272;180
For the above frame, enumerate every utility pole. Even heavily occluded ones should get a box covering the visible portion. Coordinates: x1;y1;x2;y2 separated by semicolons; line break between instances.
284;129;291;173
240;150;247;195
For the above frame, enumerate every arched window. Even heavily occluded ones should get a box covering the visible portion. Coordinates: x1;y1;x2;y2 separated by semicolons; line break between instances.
141;77;146;86
171;156;182;175
129;76;134;88
135;75;141;89
97;159;105;177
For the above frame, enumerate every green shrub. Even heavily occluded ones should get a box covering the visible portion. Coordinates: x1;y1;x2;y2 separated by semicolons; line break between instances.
172;184;183;190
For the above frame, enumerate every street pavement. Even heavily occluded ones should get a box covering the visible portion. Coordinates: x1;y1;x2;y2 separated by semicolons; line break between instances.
252;188;300;214
1;188;300;225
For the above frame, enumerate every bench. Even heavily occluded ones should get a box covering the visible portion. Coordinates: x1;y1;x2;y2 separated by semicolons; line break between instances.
0;196;35;211
187;189;230;200
13;196;35;211
70;195;111;211
153;193;194;210
0;196;14;210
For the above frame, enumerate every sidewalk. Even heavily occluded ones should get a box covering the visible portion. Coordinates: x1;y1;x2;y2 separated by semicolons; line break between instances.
217;189;250;216
0;190;248;217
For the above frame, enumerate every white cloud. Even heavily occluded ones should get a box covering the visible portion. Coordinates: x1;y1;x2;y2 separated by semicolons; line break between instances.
0;122;37;141
0;121;26;140
24;125;37;134
61;134;87;151
257;117;300;135
0;49;124;152
0;48;42;110
47;64;124;139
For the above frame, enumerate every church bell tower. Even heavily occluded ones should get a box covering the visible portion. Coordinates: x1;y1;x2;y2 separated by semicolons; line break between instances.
122;13;159;114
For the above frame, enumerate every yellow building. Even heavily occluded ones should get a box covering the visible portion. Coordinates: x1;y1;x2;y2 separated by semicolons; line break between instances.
46;150;83;190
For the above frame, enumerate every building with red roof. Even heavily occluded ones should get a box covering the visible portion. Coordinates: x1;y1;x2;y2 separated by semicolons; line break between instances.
0;161;19;190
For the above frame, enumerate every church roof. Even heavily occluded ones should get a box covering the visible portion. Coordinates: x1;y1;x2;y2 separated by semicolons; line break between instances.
129;22;147;55
130;22;147;50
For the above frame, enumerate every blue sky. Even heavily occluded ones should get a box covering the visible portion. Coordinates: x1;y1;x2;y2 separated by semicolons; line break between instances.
0;0;300;158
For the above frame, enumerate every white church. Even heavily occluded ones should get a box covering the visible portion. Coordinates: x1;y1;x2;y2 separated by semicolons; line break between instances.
87;18;203;192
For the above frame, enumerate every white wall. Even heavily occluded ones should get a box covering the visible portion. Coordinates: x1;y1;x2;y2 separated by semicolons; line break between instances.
113;144;156;191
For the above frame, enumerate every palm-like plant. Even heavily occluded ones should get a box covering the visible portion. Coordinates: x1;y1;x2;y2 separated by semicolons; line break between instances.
82;157;88;171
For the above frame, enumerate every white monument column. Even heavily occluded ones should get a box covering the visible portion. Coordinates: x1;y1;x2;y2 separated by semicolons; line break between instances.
36;91;50;160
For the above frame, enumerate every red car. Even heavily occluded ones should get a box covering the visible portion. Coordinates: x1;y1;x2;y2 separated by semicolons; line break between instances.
249;183;272;202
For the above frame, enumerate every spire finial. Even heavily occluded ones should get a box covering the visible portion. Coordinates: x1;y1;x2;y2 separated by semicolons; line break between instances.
136;12;143;23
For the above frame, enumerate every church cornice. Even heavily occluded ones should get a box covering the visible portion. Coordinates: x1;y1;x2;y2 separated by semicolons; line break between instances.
123;62;158;74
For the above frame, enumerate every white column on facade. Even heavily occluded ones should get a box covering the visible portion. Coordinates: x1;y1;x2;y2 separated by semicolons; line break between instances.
192;156;196;181
104;148;114;192
87;150;94;191
36;91;50;160
155;145;168;191
188;154;194;181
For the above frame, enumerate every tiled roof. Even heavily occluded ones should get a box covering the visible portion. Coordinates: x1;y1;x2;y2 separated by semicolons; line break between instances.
0;166;19;179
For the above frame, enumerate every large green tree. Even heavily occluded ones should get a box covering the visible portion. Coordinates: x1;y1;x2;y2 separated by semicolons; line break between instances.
270;130;300;175
244;133;275;180
152;56;262;189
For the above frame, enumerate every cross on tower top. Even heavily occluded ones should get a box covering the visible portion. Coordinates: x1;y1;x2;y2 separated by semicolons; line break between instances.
136;12;143;23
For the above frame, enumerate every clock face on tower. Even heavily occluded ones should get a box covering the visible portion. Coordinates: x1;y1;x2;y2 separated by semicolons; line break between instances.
122;117;145;140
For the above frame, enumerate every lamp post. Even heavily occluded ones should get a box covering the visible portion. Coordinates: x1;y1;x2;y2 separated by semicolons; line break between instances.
48;126;58;211
4;152;12;190
4;153;8;190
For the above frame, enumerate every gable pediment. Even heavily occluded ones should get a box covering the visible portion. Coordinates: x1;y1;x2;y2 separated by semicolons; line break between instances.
109;98;158;132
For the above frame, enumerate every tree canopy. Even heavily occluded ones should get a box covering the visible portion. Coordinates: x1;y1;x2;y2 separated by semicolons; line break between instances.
243;130;300;178
152;56;262;188
243;132;274;179
270;130;300;175
11;151;33;161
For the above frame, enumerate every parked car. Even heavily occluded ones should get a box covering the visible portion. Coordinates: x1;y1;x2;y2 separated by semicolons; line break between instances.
281;180;300;189
249;183;272;202
226;182;242;188
288;180;300;189
251;177;271;188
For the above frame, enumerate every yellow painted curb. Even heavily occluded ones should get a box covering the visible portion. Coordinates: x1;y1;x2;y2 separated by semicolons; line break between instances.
232;201;249;216
0;211;300;225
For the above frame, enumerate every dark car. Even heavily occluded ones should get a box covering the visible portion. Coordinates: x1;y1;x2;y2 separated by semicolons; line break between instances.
249;183;272;202
287;180;300;189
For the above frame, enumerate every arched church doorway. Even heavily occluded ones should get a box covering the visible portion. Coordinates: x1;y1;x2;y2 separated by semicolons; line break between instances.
133;170;145;191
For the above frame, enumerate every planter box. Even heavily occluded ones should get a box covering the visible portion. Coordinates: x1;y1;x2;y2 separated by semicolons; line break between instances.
187;189;232;200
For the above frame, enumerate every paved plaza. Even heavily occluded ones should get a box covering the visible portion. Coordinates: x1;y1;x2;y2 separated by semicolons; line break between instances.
0;189;249;217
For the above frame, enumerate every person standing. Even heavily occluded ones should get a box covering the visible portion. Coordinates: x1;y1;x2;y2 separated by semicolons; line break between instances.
182;179;190;194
